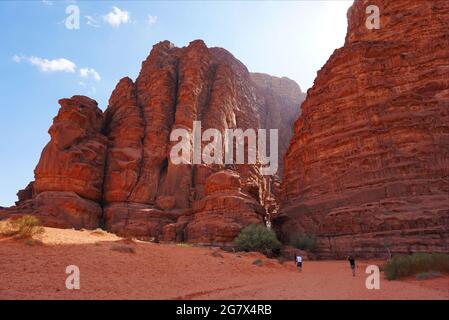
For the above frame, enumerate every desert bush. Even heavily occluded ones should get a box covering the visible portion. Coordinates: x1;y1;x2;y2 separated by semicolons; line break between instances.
252;259;263;266
110;244;136;254
234;224;281;253
290;234;317;252
0;221;16;237
384;253;449;280
0;215;44;239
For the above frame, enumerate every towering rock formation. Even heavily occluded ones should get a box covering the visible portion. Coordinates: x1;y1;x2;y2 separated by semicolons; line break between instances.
7;96;107;229
2;40;303;246
276;0;449;258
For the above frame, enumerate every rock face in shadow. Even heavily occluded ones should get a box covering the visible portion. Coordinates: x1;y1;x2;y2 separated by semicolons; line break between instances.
2;40;303;245
275;0;449;258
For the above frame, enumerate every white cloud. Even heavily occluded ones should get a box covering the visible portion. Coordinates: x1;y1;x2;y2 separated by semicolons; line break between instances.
85;15;100;28
42;0;53;6
29;57;76;73
79;67;101;81
14;55;101;85
104;7;130;27
148;14;157;25
13;55;76;73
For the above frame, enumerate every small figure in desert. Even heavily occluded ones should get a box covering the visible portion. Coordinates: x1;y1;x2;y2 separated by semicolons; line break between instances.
347;255;356;276
295;254;302;272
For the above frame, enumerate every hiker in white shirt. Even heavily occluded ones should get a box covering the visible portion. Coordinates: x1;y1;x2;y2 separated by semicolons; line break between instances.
295;255;302;272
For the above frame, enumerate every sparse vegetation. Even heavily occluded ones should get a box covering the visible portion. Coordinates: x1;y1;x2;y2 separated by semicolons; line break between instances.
416;271;443;281
290;234;317;252
234;224;282;253
0;215;44;239
384;253;449;280
252;259;263;266
110;244;136;254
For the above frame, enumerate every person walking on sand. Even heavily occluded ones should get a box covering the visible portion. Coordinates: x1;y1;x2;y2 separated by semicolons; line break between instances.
295;254;302;272
347;255;356;276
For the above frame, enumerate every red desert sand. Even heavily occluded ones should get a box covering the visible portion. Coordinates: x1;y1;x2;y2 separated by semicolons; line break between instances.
0;227;447;300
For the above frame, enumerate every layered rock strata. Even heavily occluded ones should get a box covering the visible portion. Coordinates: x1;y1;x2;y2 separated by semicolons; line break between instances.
275;0;449;258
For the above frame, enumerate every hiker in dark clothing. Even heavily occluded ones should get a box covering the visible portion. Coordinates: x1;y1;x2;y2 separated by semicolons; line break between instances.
347;255;356;276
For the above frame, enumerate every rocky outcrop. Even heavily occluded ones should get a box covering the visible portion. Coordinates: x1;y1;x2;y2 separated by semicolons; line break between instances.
100;41;303;244
2;40;303;245
5;96;107;228
275;0;449;258
184;170;266;245
34;96;107;203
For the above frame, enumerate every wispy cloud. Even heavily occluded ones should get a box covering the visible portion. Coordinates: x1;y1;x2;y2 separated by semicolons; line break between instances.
12;55;21;63
42;0;53;6
103;7;130;27
79;67;101;81
85;15;100;28
14;54;101;89
148;14;157;26
13;55;76;73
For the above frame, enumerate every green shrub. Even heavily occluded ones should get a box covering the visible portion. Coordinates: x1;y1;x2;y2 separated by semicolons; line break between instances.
0;215;44;239
384;253;449;280
234;224;281;253
290;234;317;251
252;259;263;266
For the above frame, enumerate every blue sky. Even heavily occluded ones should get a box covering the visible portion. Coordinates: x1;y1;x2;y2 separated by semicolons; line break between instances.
0;0;353;206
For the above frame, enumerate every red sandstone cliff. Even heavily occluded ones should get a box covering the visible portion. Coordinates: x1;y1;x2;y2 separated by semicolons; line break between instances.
2;40;303;246
275;0;449;258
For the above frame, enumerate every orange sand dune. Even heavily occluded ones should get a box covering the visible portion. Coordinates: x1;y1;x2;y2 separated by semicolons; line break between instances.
0;227;447;300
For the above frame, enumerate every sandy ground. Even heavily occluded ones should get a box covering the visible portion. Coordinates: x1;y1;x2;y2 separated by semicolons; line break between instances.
0;227;448;300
